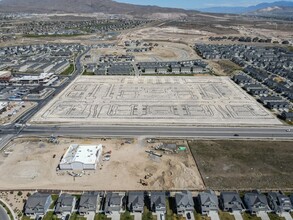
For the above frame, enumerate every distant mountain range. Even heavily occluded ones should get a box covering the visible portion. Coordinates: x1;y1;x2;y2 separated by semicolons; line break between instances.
199;1;293;14
0;0;196;15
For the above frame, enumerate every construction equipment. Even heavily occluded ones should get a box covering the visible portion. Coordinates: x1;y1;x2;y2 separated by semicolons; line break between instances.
178;146;187;151
139;179;148;186
145;150;162;157
48;134;59;144
144;173;153;179
103;150;112;155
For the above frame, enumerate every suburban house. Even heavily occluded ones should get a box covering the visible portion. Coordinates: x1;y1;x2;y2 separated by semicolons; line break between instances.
78;192;100;215
244;191;271;214
198;190;219;215
266;101;289;110
259;96;283;105
55;193;76;217
281;112;293;121
24;192;52;218
127;192;144;213
232;74;252;85
219;192;246;212
104;192;124;215
175;191;194;215
267;192;293;214
150;192;166;213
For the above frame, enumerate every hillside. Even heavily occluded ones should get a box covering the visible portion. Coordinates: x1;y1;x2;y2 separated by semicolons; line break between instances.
0;0;196;15
246;6;293;19
199;1;293;14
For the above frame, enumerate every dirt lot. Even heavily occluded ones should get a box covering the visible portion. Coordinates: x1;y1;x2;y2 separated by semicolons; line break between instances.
209;60;243;76
0;137;204;191
0;102;36;125
189;140;293;190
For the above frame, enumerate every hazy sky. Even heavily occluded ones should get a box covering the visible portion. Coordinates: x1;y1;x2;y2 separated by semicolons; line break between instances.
114;0;290;9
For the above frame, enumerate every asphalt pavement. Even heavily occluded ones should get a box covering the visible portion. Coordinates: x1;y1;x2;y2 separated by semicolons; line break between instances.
18;125;293;139
0;204;10;220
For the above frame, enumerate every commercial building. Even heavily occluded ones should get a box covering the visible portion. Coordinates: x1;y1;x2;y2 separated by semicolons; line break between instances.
10;72;57;86
59;144;102;170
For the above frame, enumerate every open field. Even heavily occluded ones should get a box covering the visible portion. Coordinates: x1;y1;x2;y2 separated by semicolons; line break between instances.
0;137;204;190
189;140;293;190
209;60;243;76
31;76;281;126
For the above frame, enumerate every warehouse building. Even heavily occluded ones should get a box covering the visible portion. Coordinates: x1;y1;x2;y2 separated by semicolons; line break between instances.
59;144;102;170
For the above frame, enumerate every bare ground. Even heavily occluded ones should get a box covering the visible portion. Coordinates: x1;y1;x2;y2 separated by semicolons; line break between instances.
0;137;204;191
189;140;293;190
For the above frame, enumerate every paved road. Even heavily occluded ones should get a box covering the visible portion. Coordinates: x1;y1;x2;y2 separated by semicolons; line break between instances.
15;125;293;139
0;48;90;149
0;205;9;220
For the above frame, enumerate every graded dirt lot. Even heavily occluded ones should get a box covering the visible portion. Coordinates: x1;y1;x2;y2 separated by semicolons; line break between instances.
31;76;281;126
0;137;204;191
189;140;293;190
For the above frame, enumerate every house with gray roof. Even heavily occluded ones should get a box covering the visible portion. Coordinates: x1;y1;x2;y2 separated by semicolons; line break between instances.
55;193;76;217
128;192;144;213
281;112;293;121
175;191;194;215
267;192;293;214
198;190;219;215
104;192;124;215
151;192;166;213
78;192;100;215
244;191;271;214
24;192;52;218
219;192;245;212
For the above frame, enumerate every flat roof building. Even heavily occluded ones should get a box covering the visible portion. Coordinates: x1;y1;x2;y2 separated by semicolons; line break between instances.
59;144;102;170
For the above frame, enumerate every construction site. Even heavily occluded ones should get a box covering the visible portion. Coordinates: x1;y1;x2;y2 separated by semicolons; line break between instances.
0;137;204;191
31;76;281;126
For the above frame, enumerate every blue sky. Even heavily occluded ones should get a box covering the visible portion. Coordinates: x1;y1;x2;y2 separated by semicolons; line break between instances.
114;0;289;9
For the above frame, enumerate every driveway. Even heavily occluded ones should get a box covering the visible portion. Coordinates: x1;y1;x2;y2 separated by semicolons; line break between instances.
0;205;9;220
87;212;95;220
109;212;120;220
281;212;293;220
232;211;243;220
208;211;220;220
184;211;195;220
132;212;142;220
156;212;165;220
257;211;270;220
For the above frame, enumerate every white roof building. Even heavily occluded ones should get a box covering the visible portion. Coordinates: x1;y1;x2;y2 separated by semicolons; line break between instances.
59;144;102;170
10;72;55;84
